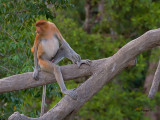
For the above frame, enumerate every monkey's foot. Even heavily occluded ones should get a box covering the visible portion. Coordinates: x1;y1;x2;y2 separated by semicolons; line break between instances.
62;89;78;100
77;59;91;68
32;68;40;80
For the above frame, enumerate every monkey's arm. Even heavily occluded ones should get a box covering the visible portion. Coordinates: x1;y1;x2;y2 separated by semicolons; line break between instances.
53;34;90;66
61;40;81;64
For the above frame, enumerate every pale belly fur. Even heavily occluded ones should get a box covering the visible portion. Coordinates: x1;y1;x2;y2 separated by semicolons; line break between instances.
41;37;59;60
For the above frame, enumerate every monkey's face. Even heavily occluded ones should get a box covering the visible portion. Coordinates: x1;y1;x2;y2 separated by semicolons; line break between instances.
35;26;41;34
35;25;50;35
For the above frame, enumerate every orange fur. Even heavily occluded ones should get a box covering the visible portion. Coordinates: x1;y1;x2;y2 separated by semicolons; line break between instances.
32;20;63;70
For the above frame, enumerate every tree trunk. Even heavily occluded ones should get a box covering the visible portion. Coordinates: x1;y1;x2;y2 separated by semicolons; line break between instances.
83;0;92;33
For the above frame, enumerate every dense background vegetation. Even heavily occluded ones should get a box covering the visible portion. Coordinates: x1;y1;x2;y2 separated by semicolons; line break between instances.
1;0;160;119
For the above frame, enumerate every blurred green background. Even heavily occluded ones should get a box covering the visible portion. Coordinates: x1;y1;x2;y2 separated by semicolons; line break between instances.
1;0;160;119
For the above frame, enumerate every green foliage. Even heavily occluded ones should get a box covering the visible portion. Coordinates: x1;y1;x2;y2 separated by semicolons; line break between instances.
79;84;155;120
1;0;160;119
93;0;160;37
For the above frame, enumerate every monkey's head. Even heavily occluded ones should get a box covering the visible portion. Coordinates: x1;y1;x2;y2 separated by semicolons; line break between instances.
35;20;50;35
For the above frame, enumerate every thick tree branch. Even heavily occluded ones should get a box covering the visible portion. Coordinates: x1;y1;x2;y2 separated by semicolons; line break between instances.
6;28;160;120
0;62;93;94
0;58;135;94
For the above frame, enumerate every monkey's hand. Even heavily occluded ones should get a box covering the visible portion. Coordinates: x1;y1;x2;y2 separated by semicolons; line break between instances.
62;43;91;66
70;51;81;64
32;68;39;80
67;47;81;64
76;59;91;68
62;89;78;100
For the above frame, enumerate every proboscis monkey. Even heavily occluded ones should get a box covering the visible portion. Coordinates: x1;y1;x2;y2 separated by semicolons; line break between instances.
31;20;90;116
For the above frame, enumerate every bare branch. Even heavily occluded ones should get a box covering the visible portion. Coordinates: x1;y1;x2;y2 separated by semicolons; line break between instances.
148;57;160;98
0;61;94;94
2;28;17;43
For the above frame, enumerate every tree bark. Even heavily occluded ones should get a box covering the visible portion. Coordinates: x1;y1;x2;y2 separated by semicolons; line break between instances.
83;0;92;33
143;51;159;120
4;28;160;120
144;59;157;94
98;0;104;21
0;62;93;94
148;56;160;98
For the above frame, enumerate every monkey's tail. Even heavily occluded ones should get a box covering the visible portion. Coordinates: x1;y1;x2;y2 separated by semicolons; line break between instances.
40;85;46;117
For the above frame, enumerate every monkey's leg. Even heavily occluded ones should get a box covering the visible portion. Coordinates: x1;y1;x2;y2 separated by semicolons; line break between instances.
64;49;91;67
54;34;92;67
39;59;78;100
52;45;90;67
54;43;91;66
53;65;77;100
51;46;65;64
